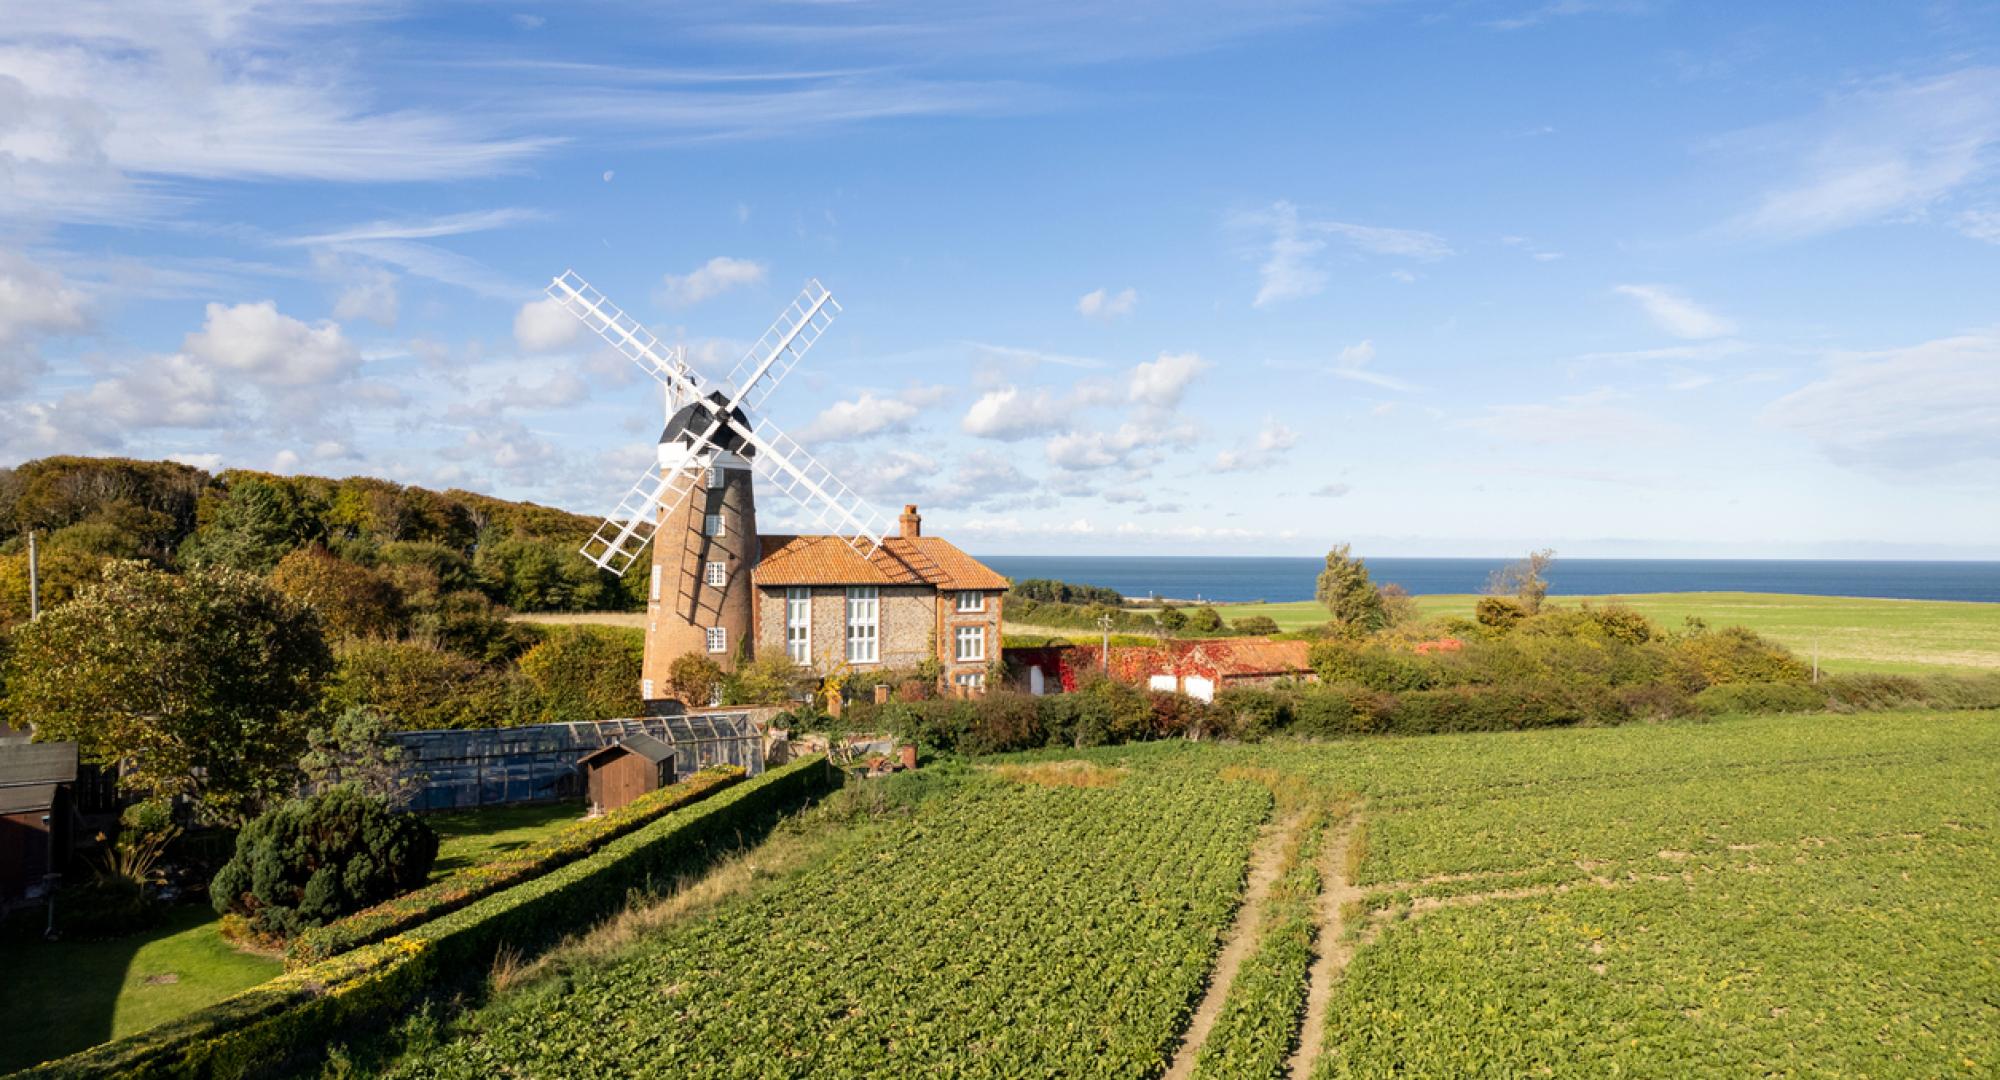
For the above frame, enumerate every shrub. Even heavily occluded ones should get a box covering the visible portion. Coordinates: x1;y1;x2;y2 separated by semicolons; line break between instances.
211;787;439;941
1694;682;1828;716
289;767;743;965
517;625;642;722
324;640;532;730
1672;625;1810;685
1230;615;1280;635
1475;596;1527;630
1186;606;1224;633
668;651;723;706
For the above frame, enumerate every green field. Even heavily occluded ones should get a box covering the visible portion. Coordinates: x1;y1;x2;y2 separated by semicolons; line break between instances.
358;710;2000;1078
1209;592;2000;675
0;905;282;1074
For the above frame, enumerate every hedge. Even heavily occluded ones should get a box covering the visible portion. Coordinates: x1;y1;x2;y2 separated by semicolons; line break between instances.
287;766;743;966
22;756;839;1080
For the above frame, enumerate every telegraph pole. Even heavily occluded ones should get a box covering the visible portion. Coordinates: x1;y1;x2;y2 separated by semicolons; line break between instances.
27;529;40;621
1098;613;1113;674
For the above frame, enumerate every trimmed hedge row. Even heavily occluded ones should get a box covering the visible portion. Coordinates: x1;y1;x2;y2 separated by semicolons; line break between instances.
23;756;838;1080
287;766;743;966
1695;672;2000;716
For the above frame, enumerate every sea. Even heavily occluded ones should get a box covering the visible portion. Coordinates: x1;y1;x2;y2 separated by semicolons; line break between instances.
973;556;2000;605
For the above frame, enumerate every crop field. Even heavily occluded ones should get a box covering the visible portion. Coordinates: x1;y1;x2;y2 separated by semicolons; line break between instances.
1213;592;2000;675
349;709;1998;1078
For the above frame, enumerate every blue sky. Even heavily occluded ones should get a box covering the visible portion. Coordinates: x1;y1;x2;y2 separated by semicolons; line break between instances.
4;1;1999;558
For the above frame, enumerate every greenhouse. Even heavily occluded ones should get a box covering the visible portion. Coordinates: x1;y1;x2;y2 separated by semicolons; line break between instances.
388;713;765;811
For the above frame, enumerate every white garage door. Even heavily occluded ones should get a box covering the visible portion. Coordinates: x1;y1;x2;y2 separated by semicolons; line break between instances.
1184;676;1216;702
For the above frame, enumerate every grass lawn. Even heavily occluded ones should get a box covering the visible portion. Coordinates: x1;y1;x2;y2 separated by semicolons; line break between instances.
424;800;585;881
0;904;282;1074
1199;591;2000;675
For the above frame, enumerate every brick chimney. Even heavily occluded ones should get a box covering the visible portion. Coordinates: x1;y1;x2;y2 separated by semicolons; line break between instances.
899;503;922;537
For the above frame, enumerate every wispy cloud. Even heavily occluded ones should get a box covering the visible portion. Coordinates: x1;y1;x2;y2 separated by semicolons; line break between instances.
1613;284;1737;340
1077;287;1137;319
1766;332;2000;469
290;209;542;247
658;257;768;307
1330;339;1420;392
1723;67;2000;240
1238;201;1451;307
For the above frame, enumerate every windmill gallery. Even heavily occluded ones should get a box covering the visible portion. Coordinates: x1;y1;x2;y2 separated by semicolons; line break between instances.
543;272;1009;707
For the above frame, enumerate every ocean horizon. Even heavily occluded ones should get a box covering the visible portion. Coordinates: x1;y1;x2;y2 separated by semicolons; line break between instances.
973;555;2000;605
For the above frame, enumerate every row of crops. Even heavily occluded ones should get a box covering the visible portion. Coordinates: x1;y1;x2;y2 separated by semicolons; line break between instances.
385;762;1271;1078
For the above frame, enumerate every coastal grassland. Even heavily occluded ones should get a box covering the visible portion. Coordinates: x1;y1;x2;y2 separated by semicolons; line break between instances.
1213;591;2000;675
354;710;1999;1079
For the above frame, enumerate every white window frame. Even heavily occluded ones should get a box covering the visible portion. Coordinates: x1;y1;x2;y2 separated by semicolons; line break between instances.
705;465;722;489
703;513;725;537
954;624;986;663
707;684;724;707
641;678;655;699
845;586;879;664
705;626;727;654
955;590;985;613
705;561;726;587
955;672;985;689
649;564;661;602
786;586;812;665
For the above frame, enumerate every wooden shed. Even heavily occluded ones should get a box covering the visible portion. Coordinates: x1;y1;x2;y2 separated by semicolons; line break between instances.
578;735;677;813
0;740;80;904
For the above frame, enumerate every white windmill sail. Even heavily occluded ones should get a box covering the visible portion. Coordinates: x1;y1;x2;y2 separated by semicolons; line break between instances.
550;269;888;573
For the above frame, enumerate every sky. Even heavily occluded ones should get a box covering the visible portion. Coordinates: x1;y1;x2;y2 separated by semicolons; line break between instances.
3;1;1999;559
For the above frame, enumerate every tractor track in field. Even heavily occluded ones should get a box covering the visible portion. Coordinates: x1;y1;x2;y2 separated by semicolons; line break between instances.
1286;812;1366;1080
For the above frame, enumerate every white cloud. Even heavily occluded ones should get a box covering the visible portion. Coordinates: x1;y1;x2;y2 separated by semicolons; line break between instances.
292;209;541;248
967;341;1106;369
1958;208;2000;244
1728;68;2000;240
515;297;582;352
0;251;90;395
1330;339;1419;392
1128;351;1208;408
1613;284;1736;340
799;386;947;443
1215;417;1299;472
1077;287;1137;319
659;257;766;307
1466;388;1676;445
331;266;399;327
1765;332;2000;468
1241;201;1451;307
1046;419;1189;472
962;385;1062;440
182;301;360;386
1310;482;1351;497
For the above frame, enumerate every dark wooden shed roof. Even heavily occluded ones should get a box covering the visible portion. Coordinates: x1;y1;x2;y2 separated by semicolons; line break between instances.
578;734;676;767
0;741;78;787
0;783;62;815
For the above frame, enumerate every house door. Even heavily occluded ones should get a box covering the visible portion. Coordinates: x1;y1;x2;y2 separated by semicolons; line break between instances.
1028;665;1046;696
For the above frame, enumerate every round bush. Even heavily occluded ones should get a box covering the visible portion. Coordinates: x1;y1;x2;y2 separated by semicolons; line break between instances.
211;786;438;940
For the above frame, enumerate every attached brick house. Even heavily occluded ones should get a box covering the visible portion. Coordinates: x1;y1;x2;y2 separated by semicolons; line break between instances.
749;506;1009;692
1005;638;1317;702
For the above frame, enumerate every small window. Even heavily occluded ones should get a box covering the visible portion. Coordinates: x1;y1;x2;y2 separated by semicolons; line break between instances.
955;672;985;689
649;565;661;602
704;513;725;537
641;678;655;698
956;591;985;613
954;624;985;663
705;466;722;489
705;561;726;587
705;626;727;653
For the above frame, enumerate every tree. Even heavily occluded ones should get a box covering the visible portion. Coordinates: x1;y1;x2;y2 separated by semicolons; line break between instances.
322;640;533;730
1379;583;1419;627
517;626;643;722
1485;548;1556;613
0;545;111;628
300;707;420;803
180;476;324;572
1315;543;1387;636
269;545;407;640
667;652;724;707
1186;606;1224;633
1231;615;1280;635
1157;604;1188;632
211;787;438;940
3;561;333;822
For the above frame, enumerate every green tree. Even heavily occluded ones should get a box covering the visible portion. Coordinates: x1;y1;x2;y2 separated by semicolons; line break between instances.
4;561;332;822
1230;615;1280;635
322;640;531;730
1315;543;1387;636
1485;548;1556;613
181;476;325;572
1157;605;1188;632
269;545;408;640
517;626;643;722
1186;606;1224;633
300;707;420;802
668;652;724;707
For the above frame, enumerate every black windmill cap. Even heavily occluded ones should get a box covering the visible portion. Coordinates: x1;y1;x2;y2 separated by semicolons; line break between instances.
660;390;755;457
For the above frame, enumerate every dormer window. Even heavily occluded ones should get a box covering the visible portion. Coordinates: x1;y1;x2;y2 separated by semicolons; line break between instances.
955;591;985;613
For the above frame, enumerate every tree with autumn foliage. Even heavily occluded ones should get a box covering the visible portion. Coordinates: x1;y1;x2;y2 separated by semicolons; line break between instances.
3;561;332;822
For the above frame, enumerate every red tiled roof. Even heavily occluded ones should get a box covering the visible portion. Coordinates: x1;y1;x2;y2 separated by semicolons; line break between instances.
753;534;1010;591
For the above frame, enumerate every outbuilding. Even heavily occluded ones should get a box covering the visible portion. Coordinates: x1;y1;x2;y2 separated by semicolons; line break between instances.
578;735;678;813
0;740;80;905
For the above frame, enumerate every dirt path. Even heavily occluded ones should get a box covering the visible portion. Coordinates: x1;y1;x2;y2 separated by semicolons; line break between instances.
1161;812;1301;1080
1286;815;1364;1080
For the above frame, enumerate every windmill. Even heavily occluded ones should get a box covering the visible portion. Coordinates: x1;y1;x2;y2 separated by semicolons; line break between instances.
545;271;891;690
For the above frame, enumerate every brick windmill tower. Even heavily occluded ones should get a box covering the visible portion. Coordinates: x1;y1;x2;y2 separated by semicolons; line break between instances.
544;273;889;703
